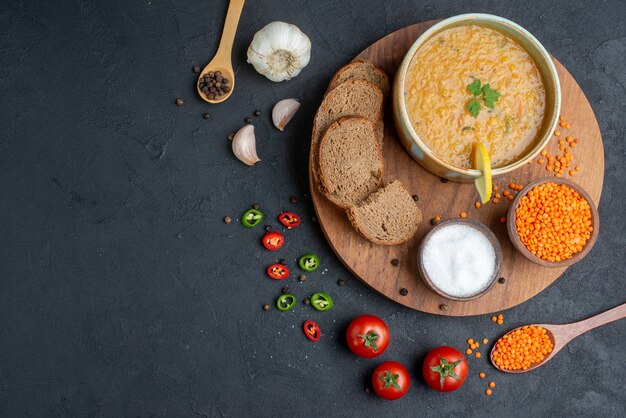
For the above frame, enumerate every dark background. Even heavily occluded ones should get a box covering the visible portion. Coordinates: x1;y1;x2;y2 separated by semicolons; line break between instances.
1;0;625;416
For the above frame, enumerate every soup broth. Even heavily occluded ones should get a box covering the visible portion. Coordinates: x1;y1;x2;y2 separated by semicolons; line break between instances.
405;25;546;168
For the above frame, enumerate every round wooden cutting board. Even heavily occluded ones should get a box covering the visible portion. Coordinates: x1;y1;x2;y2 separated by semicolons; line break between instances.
310;20;604;316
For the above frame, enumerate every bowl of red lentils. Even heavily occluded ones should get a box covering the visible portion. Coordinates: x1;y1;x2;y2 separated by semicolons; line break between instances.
507;178;599;267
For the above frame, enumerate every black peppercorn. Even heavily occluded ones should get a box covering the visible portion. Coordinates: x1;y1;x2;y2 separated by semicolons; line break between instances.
439;304;449;311
391;258;400;266
498;277;506;284
441;177;449;183
399;288;408;296
337;279;345;286
279;259;286;265
252;203;260;210
298;275;307;283
193;66;201;73
364;386;371;394
228;132;235;141
281;287;290;294
264;225;272;232
262;304;270;311
223;216;232;224
412;194;419;202
175;98;184;106
202;112;210;120
245;116;253;124
303;297;310;305
254;109;261;116
290;196;299;204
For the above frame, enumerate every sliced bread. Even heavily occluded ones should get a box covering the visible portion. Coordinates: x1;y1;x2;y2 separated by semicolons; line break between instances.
318;117;384;208
346;180;422;245
327;59;390;98
311;79;384;182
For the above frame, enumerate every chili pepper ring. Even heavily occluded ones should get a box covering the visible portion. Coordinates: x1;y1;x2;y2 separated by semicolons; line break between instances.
299;253;320;272
276;294;297;311
310;292;333;311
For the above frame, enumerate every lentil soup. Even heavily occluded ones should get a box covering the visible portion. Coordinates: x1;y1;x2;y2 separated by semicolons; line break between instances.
405;25;546;168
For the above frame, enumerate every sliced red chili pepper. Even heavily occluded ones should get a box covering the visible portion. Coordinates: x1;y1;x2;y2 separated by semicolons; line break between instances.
266;263;289;280
262;231;284;251
278;211;301;229
303;320;321;341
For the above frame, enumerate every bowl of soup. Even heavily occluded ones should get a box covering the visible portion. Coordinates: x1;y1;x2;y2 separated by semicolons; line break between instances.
393;14;561;182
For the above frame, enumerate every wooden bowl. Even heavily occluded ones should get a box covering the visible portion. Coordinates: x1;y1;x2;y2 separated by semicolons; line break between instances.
507;177;600;268
418;219;503;301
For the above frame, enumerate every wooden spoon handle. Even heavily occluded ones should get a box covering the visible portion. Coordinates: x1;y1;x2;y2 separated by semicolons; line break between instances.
214;0;245;62
569;302;626;337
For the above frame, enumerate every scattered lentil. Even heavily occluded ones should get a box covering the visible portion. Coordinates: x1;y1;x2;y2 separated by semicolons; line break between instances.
489;381;496;388
486;389;492;396
483;338;489;344
460;211;467;219
479;372;486;379
475;201;481;209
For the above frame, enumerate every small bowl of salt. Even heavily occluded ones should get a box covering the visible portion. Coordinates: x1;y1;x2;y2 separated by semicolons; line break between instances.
418;219;503;301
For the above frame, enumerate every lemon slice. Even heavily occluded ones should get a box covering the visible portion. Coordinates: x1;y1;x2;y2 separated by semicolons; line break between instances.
473;142;492;204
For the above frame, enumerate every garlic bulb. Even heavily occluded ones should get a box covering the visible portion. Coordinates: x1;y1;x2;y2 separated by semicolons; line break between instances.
232;125;260;166
272;99;300;131
247;21;311;82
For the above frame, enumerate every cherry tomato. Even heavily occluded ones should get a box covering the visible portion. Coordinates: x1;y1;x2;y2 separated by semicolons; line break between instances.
303;320;321;341
278;212;301;229
262;231;284;251
422;346;468;392
346;315;389;358
266;264;289;280
372;361;410;400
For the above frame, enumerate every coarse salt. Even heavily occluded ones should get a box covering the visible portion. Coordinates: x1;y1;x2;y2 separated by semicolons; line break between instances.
422;224;496;298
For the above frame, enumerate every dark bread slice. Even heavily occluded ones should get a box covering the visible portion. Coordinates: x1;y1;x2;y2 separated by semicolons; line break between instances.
327;59;390;98
318;117;384;208
346;180;422;246
311;79;384;184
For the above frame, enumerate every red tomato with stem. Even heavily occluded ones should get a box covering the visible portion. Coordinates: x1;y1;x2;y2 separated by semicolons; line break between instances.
346;315;389;358
371;361;410;400
422;346;468;392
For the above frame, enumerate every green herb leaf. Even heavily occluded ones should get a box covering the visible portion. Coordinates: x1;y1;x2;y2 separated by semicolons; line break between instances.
467;100;481;117
467;79;482;96
482;84;501;108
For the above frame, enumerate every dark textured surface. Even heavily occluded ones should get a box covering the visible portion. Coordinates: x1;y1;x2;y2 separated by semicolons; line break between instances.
1;0;625;416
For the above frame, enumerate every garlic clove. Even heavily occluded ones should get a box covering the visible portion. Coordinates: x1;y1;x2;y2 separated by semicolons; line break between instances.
272;99;301;131
247;21;311;82
232;124;261;166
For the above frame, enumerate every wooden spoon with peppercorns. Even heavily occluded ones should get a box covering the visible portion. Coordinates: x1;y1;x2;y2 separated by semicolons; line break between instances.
490;303;626;373
197;0;244;104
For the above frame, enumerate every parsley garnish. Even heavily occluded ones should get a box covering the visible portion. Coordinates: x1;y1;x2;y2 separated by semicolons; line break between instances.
465;79;501;117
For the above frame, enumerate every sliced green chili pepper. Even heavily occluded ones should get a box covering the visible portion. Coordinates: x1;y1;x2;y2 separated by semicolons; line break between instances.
276;294;297;311
298;253;320;272
310;292;333;311
241;208;263;228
